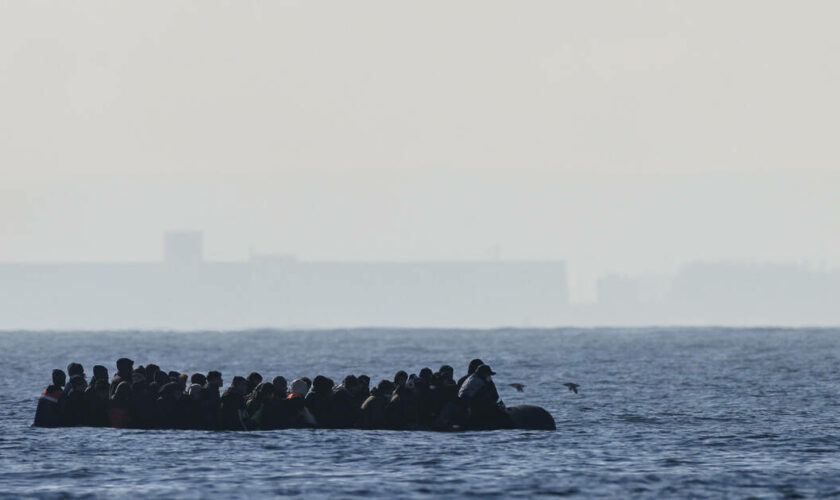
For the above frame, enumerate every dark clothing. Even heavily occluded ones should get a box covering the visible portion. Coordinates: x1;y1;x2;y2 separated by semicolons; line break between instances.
304;392;332;428
329;386;360;429
219;388;246;430
33;387;65;428
83;386;109;427
63;376;88;426
199;384;221;429
360;393;388;429
386;386;419;430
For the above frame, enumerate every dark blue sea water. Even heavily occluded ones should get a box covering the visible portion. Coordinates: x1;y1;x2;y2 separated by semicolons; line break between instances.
1;328;839;498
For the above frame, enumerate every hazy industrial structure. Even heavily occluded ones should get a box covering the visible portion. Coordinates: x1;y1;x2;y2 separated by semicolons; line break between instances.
0;232;569;330
1;232;837;330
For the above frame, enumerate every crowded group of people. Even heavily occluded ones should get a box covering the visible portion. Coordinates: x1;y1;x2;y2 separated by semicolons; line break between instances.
33;358;512;431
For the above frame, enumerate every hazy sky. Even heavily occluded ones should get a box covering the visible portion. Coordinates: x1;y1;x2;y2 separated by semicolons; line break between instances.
1;1;838;301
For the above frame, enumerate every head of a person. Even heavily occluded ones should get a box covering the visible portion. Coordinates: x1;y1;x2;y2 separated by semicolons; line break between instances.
312;375;333;394
231;376;248;394
52;369;67;388
467;359;485;375
167;370;181;382
69;373;87;390
145;364;160;381
207;371;223;388
300;377;312;391
357;375;370;390
375;379;395;396
439;365;454;382
250;382;275;402
190;373;207;387
404;374;417;391
288;378;309;397
394;370;408;388
67;362;84;379
92;365;108;382
419;367;433;382
177;373;188;389
271;376;287;395
341;375;358;391
476;364;496;381
116;358;134;376
246;372;263;392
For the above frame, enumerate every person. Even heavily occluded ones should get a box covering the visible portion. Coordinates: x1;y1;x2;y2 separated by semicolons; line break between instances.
32;384;65;427
108;381;133;428
271;376;287;399
287;378;310;399
65;363;86;393
245;372;262;396
304;376;333;427
153;382;184;429
356;375;371;401
429;365;458;425
285;378;316;428
330;375;361;428
457;364;510;429
89;365;108;387
360;380;394;429
244;382;275;430
219;376;248;430
285;393;317;428
130;368;154;429
457;359;485;388
110;358;134;398
393;370;408;389
83;379;110;427
51;369;67;390
185;373;207;429
202;371;223;429
63;371;89;426
386;375;419;429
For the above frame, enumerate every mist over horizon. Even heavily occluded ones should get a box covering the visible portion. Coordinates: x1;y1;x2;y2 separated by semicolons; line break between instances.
1;1;837;326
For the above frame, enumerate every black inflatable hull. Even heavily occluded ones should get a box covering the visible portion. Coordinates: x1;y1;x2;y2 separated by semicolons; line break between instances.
506;405;556;430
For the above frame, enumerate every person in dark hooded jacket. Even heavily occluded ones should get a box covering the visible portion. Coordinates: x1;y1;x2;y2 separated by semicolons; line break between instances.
304;376;333;428
89;365;108;387
330;375;361;428
245;372;262;397
109;381;133;428
200;371;223;429
33;384;65;428
386;375;420;429
219;376;248;430
153;382;186;429
83;379;110;427
35;369;68;427
63;373;89;426
244;382;276;430
356;375;371;401
457;359;485;388
110;358;134;398
360;380;394;429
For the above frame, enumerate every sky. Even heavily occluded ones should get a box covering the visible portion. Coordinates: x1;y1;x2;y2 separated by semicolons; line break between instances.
1;1;838;302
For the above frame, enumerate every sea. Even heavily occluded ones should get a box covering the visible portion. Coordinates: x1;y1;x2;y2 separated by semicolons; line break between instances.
1;328;839;498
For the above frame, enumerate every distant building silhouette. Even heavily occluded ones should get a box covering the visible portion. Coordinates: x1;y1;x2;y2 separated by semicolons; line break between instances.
0;233;569;330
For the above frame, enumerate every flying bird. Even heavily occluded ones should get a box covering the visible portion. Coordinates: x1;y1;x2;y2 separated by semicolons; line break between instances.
509;383;525;392
564;383;580;394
